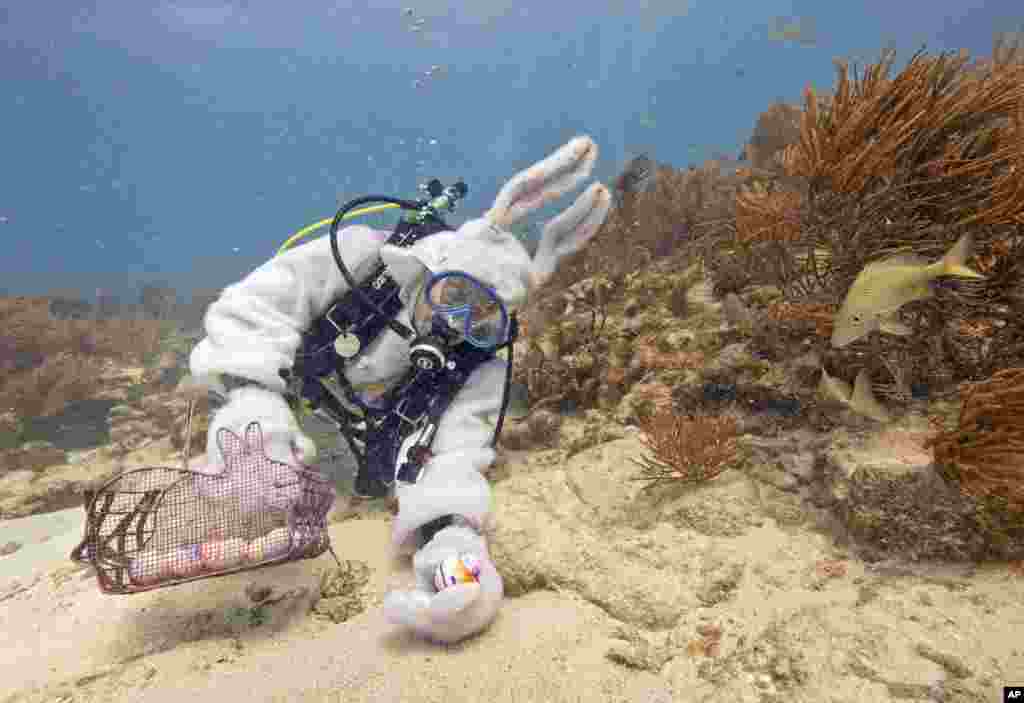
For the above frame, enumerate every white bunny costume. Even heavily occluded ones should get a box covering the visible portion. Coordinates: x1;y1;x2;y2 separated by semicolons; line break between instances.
189;136;611;644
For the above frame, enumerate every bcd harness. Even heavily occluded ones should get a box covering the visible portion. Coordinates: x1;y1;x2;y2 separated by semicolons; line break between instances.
279;182;518;522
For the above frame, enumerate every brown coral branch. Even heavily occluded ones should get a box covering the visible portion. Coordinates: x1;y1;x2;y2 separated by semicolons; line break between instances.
631;412;742;484
765;301;837;339
735;189;805;243
927;367;1024;510
783;48;1024;220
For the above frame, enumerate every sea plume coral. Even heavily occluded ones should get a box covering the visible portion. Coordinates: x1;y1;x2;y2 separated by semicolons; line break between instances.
927;367;1024;511
735;188;804;244
631;412;742;485
781;47;1024;226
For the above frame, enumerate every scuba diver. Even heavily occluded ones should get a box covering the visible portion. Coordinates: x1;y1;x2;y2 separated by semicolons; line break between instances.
187;136;612;644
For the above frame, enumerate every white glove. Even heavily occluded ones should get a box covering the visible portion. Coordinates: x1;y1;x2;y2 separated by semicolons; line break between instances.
205;386;317;470
383;525;504;644
195;387;317;517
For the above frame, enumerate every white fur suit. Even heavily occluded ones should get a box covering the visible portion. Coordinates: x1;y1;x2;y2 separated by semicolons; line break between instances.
189;136;612;643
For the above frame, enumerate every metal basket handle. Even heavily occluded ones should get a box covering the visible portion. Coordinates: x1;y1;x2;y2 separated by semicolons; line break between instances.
182;396;197;471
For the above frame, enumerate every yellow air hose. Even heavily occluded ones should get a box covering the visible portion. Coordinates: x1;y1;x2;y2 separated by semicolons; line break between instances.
276;202;401;256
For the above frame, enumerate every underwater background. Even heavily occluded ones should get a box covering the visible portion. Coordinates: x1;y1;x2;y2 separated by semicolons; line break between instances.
4;6;1024;700
0;0;1017;301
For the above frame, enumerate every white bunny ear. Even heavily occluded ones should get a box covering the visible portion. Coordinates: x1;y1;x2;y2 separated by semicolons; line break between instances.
485;135;598;229
530;182;612;289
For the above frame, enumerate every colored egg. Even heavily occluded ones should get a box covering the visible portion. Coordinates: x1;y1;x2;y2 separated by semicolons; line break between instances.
200;537;246;571
171;544;203;578
221;537;246;569
198;540;222;570
433;553;482;592
129;550;173;586
264;528;292;558
242;537;265;563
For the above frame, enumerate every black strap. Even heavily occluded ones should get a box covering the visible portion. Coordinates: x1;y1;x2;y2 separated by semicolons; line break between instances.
490;312;518;448
217;373;272;397
419;514;455;546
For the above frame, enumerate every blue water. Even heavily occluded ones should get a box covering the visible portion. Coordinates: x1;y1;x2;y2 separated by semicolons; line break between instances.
1;0;1017;301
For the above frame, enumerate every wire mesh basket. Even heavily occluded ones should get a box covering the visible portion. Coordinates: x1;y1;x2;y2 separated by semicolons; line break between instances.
70;397;339;594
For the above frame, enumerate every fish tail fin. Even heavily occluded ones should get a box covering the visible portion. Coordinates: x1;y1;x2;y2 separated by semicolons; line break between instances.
940;234;985;279
817;367;852;404
850;370;892;423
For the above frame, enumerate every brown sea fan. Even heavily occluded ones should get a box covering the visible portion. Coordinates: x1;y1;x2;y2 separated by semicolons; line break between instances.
765;301;836;339
927;367;1024;511
735;189;804;243
632;412;742;485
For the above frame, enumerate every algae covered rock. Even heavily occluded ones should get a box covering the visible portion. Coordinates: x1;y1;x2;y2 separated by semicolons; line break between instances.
498;409;562;451
560;410;627;458
820;420;1024;562
0;443;67;475
311;559;371;623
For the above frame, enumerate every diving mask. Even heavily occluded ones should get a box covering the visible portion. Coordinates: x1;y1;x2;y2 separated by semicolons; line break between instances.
413;271;509;350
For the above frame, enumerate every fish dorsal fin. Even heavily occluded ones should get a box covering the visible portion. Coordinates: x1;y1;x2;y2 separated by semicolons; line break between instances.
817;367;852;405
849;369;892;423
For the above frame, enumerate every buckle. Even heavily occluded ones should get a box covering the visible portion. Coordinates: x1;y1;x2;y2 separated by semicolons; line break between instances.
393;398;427;429
324;302;347;334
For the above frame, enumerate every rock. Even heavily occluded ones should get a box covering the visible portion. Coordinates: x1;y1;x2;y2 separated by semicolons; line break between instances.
716;343;758;372
0;444;67;474
560;412;626;458
109;419;161;453
597;379;627;410
0;540;21;556
758;484;807;526
606;628;673;672
623;297;641;318
791;350;821;372
663;329;696;350
696;556;745;606
0;414;21;451
65;449;100;466
622;317;643;336
244;583;274;604
778;451;817;484
657;471;763;537
0;438;166;518
311;560;371;623
224;586;316;630
746;285;784;306
154;350;179;370
820;419;1024;561
744;434;821;485
489;437;706;629
0;470;37;496
566;350;596;373
614;381;674;425
566;276;611;306
156;366;187;389
499;410;562;451
686;281;720;310
914;643;973;680
19;399;117;450
722;293;753;328
750;463;801;492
